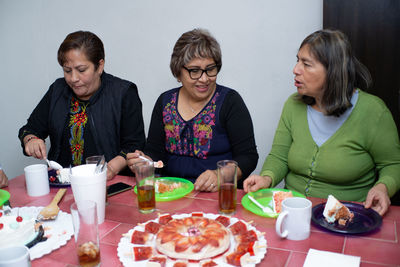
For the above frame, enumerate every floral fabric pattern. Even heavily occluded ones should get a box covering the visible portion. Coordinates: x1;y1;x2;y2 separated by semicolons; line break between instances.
69;97;89;165
163;92;219;159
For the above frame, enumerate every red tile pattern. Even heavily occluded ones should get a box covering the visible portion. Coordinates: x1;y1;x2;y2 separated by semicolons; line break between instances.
3;175;399;267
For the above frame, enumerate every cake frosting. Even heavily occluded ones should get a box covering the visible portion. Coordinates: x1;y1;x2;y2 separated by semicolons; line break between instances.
323;195;354;225
0;213;37;248
58;168;71;183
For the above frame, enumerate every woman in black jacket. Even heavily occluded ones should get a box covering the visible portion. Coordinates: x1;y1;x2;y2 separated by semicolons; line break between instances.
19;31;145;180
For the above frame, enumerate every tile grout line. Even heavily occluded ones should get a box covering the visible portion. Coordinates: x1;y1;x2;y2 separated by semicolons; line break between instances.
284;250;292;267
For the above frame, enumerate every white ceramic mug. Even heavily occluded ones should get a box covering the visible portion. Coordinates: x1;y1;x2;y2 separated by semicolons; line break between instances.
275;197;312;240
0;245;31;267
24;164;50;197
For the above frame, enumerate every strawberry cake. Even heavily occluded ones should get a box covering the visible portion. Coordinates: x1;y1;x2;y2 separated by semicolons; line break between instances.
272;191;293;213
118;212;267;266
155;216;230;260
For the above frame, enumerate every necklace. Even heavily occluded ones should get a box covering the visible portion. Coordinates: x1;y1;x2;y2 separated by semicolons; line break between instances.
189;105;196;114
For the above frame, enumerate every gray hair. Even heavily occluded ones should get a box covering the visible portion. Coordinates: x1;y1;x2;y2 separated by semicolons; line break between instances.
170;29;222;79
297;29;371;116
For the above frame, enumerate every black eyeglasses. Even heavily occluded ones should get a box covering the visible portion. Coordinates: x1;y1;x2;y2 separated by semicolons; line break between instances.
182;65;219;80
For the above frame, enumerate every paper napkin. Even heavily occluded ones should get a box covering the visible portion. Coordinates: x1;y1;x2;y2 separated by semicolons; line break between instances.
303;248;360;267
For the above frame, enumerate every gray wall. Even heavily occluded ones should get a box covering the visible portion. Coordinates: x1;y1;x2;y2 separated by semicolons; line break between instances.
0;0;322;179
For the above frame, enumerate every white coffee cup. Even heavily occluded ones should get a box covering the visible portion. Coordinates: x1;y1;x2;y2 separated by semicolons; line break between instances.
0;245;31;267
24;164;50;197
275;197;312;240
70;164;107;224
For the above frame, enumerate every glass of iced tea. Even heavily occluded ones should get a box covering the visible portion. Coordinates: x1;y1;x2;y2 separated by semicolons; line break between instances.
133;160;156;213
70;200;101;267
217;160;238;215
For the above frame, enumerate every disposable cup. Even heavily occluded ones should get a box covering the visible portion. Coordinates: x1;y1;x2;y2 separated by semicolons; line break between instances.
24;164;49;197
70;164;106;224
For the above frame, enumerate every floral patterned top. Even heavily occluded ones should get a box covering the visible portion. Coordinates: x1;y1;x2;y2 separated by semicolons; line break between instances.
68;97;89;165
145;84;258;185
163;90;218;159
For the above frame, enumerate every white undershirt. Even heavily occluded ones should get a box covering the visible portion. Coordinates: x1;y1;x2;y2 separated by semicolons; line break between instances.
308;90;359;147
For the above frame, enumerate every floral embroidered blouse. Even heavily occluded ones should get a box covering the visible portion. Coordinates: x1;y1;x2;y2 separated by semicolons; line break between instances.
145;84;258;186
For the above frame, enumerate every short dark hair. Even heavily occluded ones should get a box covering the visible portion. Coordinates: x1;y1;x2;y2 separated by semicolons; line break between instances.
170;28;222;79
57;31;105;70
297;29;372;116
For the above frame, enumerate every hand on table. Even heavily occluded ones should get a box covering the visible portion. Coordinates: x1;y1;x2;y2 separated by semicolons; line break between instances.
364;183;391;216
194;170;218;192
243;175;272;193
0;170;8;188
24;135;47;159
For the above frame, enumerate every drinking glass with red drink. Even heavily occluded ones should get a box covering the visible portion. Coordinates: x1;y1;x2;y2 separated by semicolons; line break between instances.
133;160;156;213
217;160;238;215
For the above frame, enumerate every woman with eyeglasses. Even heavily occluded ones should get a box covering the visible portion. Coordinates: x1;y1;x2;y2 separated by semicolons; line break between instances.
127;29;258;192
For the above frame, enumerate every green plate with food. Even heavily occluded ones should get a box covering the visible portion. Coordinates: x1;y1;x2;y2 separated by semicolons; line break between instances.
134;177;194;202
241;188;306;218
0;189;10;208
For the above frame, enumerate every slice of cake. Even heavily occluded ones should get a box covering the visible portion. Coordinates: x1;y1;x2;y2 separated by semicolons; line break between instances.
323;195;354;226
272;191;293;213
0;213;37;248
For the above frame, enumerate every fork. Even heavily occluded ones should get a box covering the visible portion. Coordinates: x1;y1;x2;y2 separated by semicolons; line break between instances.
248;195;273;213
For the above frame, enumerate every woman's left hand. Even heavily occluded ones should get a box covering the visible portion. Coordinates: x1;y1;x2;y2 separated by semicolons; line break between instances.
364;183;391;216
194;170;218;192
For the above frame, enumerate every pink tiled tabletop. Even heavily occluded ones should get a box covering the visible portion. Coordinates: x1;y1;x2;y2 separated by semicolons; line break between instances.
3;175;400;267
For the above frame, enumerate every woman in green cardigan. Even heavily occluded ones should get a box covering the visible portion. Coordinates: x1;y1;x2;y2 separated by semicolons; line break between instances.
244;29;400;216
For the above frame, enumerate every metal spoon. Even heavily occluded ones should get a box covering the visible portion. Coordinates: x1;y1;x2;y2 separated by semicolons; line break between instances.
46;159;63;170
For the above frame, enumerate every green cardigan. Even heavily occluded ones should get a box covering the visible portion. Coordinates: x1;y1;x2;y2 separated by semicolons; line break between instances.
261;90;400;201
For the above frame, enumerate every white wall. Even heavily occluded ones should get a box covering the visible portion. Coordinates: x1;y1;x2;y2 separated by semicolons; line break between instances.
0;0;322;179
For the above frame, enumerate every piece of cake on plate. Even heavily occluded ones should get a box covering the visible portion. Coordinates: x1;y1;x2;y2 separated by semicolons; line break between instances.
272;191;293;213
323;195;354;226
0;212;38;248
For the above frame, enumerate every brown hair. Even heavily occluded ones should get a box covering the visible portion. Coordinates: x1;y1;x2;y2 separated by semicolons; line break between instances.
170;28;222;79
57;31;105;70
297;29;372;116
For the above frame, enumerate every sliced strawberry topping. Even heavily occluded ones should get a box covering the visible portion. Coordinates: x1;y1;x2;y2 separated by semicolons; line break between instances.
226;252;245;266
174;237;190;252
215;215;230;227
148;256;167;267
201;260;218;267
145;221;161;234
133;246;152;261
229;221;247;235
158;214;173;225
131;230;150;244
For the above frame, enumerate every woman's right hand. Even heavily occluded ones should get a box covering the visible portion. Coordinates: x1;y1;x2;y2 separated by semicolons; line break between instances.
243;175;272;193
126;150;152;172
24;135;47;160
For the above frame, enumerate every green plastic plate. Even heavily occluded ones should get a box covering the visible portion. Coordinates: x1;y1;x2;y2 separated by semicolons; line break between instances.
134;177;194;202
0;189;10;207
241;188;305;218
